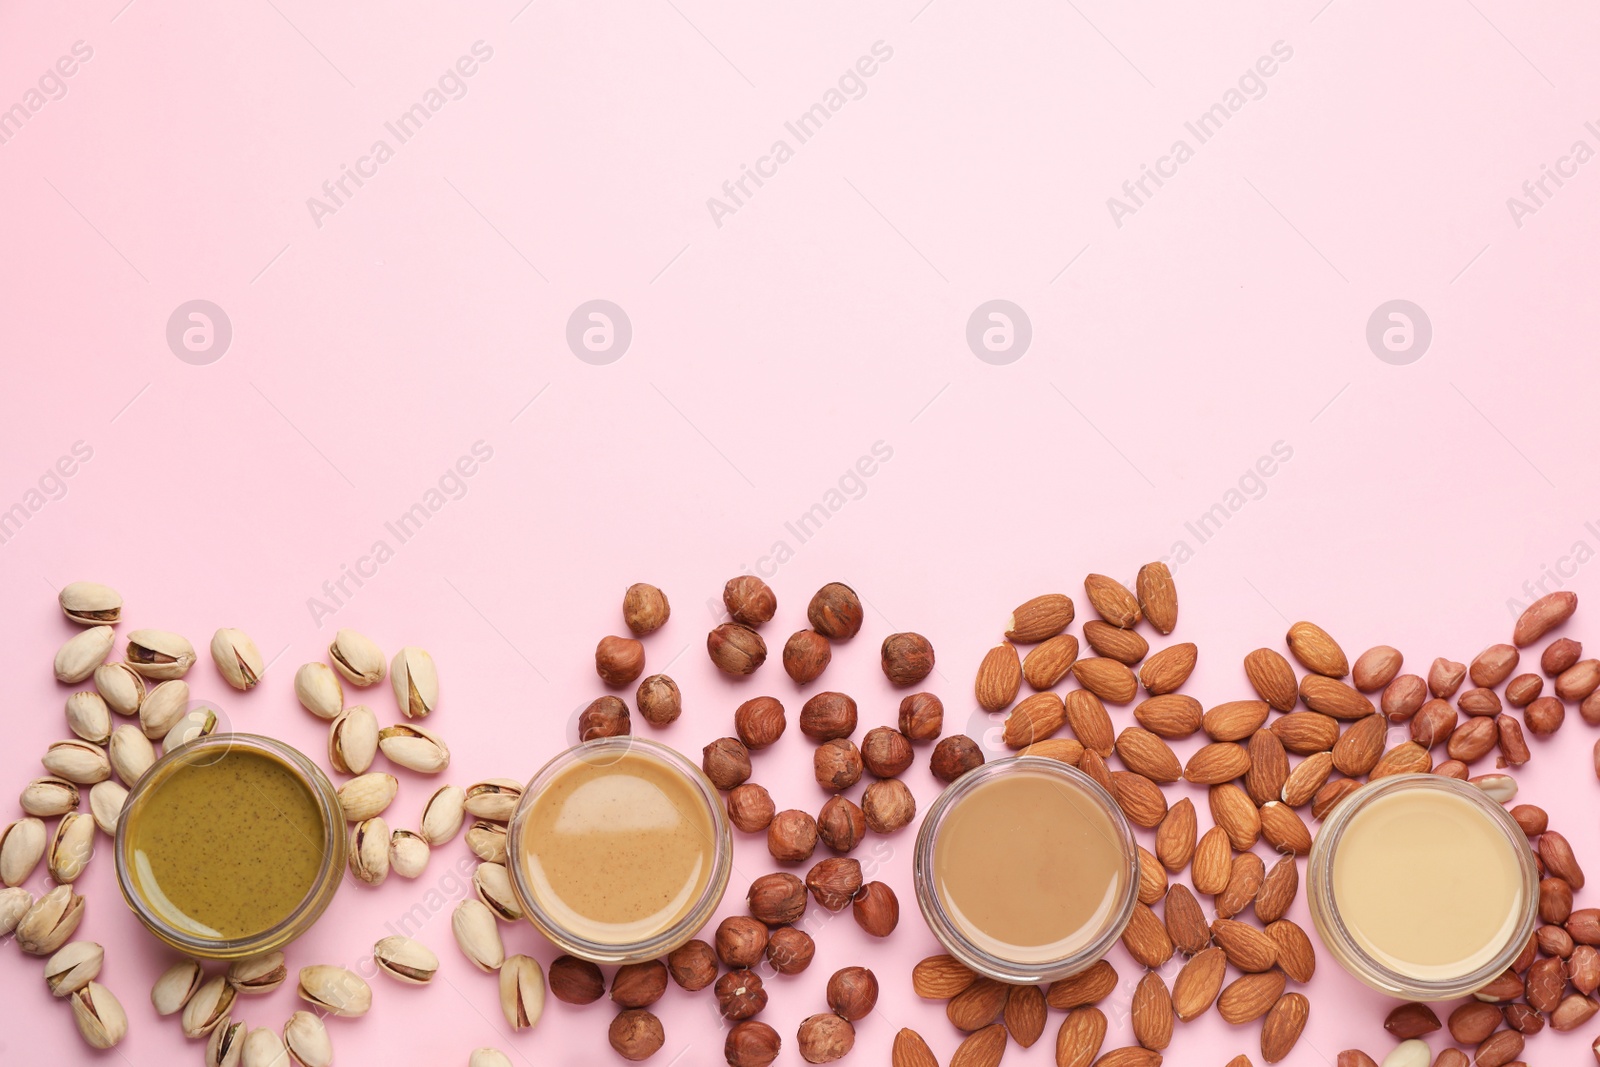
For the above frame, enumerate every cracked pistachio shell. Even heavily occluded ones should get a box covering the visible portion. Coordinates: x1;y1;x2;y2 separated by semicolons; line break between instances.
328;705;378;775
469;1051;513;1067
93;662;146;716
59;582;122;626
182;974;237;1037
499;954;545;1030
451;899;505;972
65;692;112;744
152;958;204;1015
0;817;46;886
139;679;190;739
374;935;439;985
163;706;219;751
54;626;114;684
211;628;266;691
0;886;35;936
474;862;522;922
227;950;287;994
350;816;390;886
16;884;85;955
294;663;344;719
283;1011;332;1067
89;781;128;836
329;629;386;686
466;821;507;864
21;777;79;817
242;1027;288;1067
109;724;155;786
47;811;95;883
70;980;127;1050
389;829;429;879
378;722;450;774
391;646;438;719
207;1019;246;1067
41;740;110;786
337;773;397;822
297;965;371;1017
419;784;466;845
124;628;197;680
44;940;104;996
464;779;522;822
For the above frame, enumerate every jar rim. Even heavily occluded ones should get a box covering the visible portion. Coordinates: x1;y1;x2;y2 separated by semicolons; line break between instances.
913;756;1139;983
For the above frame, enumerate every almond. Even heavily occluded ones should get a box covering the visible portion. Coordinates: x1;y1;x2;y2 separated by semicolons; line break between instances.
1271;712;1339;755
1299;675;1375;720
1019;737;1085;765
1172;946;1226;1021
947;977;1009;1031
1209;784;1261;850
1155;798;1197;872
1136;562;1178;634
1311;778;1361;820
912;954;975;999
1046;960;1117;1010
1089;1047;1161;1067
1110;772;1167;828
1330;714;1387;776
1084;621;1149;666
1446;1001;1503;1043
1280;751;1333;807
1117;728;1182;784
1217;970;1285;1024
1084;574;1141;628
1215;851;1265;919
1286;621;1348;677
1003;984;1046;1048
1260;992;1308;1063
1409;699;1457;747
1134;695;1202;739
1211;919;1278;972
1130;972;1172;1051
1139;643;1195;695
1202;700;1270;742
1224;1059;1254;1067
1002;692;1066;749
1259;801;1312;856
1054;1007;1107;1067
1192;827;1233;895
1368;741;1430;779
1072;659;1138;704
975;643;1022;712
1352;645;1402;692
1540;831;1585;889
1429;657;1467;699
1513;590;1577;647
1065;690;1115;757
949;1023;1006;1067
1265;919;1316;982
1184;742;1251;785
1163;884;1210;956
1244;648;1299;711
1380;674;1428;721
1446;716;1497;763
1244;729;1289;806
1005;594;1075;643
1122;902;1174;968
1470;644;1520;688
1022;635;1079;690
892;1028;940;1067
1255;855;1299;924
1080;750;1114;792
1136;846;1166;905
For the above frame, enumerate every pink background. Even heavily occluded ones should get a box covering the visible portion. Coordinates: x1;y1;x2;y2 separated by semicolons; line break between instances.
4;0;1600;1064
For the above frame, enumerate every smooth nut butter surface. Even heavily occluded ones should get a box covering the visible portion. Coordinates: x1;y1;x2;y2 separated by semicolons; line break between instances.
124;749;326;939
1332;787;1525;979
932;768;1129;963
519;750;714;944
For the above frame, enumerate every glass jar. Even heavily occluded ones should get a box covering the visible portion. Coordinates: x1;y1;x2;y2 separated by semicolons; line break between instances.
1308;773;1539;1000
115;734;347;960
913;756;1139;983
506;737;732;965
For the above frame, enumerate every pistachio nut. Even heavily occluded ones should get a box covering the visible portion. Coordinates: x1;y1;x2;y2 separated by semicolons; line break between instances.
163;705;219;751
451;899;505;972
337;773;398;822
16;884;85;955
59;581;122;626
206;1019;246;1067
70;980;128;1050
283;1011;332;1067
139;679;190;739
373;934;439;985
227;950;287;995
350;816;390;886
65;691;112;744
469;1051;513;1067
294;662;344;720
41;738;111;785
182;974;238;1037
296;965;372;1017
473;862;522;922
242;1027;289;1067
377;723;450;774
124;628;197;680
419;784;466;845
328;705;378;775
0;817;46;887
89;781;128;837
152;958;204;1015
211;628;266;691
47;811;95;883
329;628;386;687
389;829;429;879
44;940;104;997
390;646;438;719
54;626;114;684
109;723;156;786
499;954;546;1030
93;662;146;716
465;821;508;864
464;779;523;822
20;776;80;817
0;886;35;937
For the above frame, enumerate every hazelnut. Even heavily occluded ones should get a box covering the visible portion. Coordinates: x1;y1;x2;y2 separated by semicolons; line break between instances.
768;809;819;863
724;1020;781;1067
622;583;670;636
930;734;985;783
825;965;879;1021
805;856;863;911
747;872;807;924
703;737;753;790
734;696;787;750
715;915;770;968
861;726;914;777
727;783;776;833
783;630;832;685
816;795;866;853
579;695;631;741
808;583;863;640
862;778;916;833
797;1013;855;1064
765;926;815;975
666;939;718;991
708;623;767;675
881;632;935;687
595;635;646;687
814;739;864;792
898;692;944;742
548;954;605;1004
608;1009;665;1061
635;674;681;726
851;881;899;937
800;692;858;741
715;969;768;1020
724;575;778;626
611;959;668;1008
